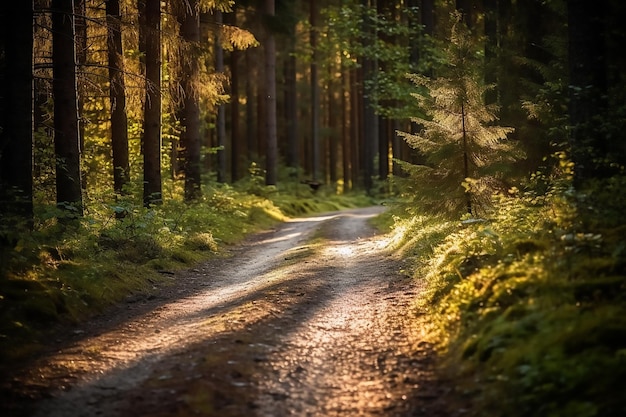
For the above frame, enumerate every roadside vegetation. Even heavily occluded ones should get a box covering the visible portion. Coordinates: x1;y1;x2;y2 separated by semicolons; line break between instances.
380;168;626;417
373;10;626;415
0;172;373;366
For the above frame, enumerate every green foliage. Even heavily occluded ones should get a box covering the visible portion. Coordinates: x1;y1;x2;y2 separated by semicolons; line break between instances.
0;172;371;366
234;162;277;198
398;13;522;216
393;172;626;416
319;2;431;120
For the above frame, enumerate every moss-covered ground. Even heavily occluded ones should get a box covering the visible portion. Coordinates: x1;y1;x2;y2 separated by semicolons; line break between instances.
381;175;626;417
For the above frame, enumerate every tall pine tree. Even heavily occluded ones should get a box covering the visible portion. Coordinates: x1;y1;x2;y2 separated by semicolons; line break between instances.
398;12;521;216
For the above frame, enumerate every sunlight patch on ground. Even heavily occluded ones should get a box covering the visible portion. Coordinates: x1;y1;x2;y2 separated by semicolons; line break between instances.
257;231;303;245
371;232;399;252
37;249;320;398
328;245;355;257
286;214;339;223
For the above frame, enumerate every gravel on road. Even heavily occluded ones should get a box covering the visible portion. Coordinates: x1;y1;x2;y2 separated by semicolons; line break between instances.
1;206;460;417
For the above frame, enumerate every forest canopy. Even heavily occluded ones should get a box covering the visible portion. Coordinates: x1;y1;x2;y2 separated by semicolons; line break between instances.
2;0;624;224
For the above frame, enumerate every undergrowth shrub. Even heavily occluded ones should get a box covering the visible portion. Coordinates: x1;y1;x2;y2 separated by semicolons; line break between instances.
185;232;218;252
395;174;626;417
0;175;372;366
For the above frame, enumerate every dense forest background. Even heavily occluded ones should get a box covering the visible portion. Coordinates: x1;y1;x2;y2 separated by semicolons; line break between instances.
2;0;626;416
2;0;626;220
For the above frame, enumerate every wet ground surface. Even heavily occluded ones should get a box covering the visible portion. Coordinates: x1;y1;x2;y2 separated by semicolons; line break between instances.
1;206;462;416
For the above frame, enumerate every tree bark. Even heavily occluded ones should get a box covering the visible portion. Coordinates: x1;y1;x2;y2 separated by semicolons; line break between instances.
350;68;360;188
74;0;86;178
341;66;352;191
328;70;338;184
257;46;267;160
227;10;242;182
420;0;434;37
456;0;475;29
567;0;608;186
361;0;378;193
215;11;227;183
484;0;498;105
51;0;83;215
264;0;278;186
376;0;392;183
245;48;257;162
285;37;298;171
310;0;320;183
106;0;130;196
141;0;162;206
378;116;389;180
461;100;472;215
0;0;34;227
407;0;420;67
179;0;202;200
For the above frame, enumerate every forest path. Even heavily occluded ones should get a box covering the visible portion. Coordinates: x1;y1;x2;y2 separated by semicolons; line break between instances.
1;206;456;417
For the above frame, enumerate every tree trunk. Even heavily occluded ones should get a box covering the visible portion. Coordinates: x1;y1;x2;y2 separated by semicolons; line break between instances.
378;116;390;181
106;0;130;196
341;66;352;191
420;0;434;37
257;47;267;160
179;0;202;200
392;118;403;176
361;0;378;194
567;0;608;186
264;0;278;186
406;0;420;67
456;0;475;28
461;100;472;215
376;0;393;183
227;10;242;182
51;0;83;215
0;0;34;227
310;0;320;183
328;71;338;184
141;0;162;206
74;0;87;184
484;0;498;105
245;48;257;162
350;68;360;188
215;11;227;183
285;37;298;171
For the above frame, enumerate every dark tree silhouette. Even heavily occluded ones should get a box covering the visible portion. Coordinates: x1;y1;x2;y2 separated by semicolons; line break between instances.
310;0;320;183
264;0;278;186
51;0;83;215
215;10;227;183
141;0;163;207
106;0;130;196
0;0;34;228
567;0;609;186
179;0;202;200
227;10;242;182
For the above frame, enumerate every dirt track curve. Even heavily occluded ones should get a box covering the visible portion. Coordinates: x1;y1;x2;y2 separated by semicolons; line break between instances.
1;206;460;417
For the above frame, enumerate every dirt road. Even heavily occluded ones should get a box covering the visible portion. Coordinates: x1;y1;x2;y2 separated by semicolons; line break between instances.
1;206;455;416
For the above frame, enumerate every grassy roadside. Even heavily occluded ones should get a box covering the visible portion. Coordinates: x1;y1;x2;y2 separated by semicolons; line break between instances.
0;180;374;367
380;177;626;417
